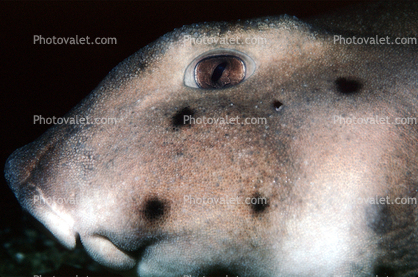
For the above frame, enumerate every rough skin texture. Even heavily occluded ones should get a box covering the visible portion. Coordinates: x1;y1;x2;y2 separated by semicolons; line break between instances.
4;2;418;276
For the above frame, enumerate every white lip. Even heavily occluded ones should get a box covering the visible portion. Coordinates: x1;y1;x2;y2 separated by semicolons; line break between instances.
80;234;137;271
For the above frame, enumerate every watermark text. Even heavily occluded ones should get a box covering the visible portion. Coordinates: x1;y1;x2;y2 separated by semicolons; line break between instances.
184;195;267;206
33;115;117;125
183;35;267;46
33;35;117;45
334;35;417;45
333;115;418;125
183;115;267;125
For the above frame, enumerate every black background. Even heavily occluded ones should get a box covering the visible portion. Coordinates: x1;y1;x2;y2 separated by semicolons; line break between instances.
0;0;370;273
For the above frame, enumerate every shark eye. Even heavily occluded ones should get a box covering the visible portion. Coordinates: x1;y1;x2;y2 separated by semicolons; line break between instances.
184;49;255;89
195;56;245;89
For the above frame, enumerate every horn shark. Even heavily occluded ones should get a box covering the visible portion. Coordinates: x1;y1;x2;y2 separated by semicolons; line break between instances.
4;2;418;276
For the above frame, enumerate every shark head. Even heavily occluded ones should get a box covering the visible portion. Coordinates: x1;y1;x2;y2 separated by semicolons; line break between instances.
5;3;418;276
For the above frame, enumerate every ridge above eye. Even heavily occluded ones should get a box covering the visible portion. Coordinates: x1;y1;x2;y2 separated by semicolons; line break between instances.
184;49;256;89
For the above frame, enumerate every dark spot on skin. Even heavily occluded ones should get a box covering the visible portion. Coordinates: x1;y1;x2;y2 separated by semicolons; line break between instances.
335;77;362;94
144;197;166;221
366;202;392;235
272;100;283;111
250;193;269;214
373;265;396;277
172;107;195;129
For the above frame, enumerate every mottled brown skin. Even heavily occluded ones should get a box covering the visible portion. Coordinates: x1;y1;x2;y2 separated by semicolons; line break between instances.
4;2;418;276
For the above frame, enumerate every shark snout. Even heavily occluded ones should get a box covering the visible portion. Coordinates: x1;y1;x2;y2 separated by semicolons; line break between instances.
4;143;39;198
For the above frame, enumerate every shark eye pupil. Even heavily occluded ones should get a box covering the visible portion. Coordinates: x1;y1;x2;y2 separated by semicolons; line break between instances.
211;62;228;83
194;56;245;89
